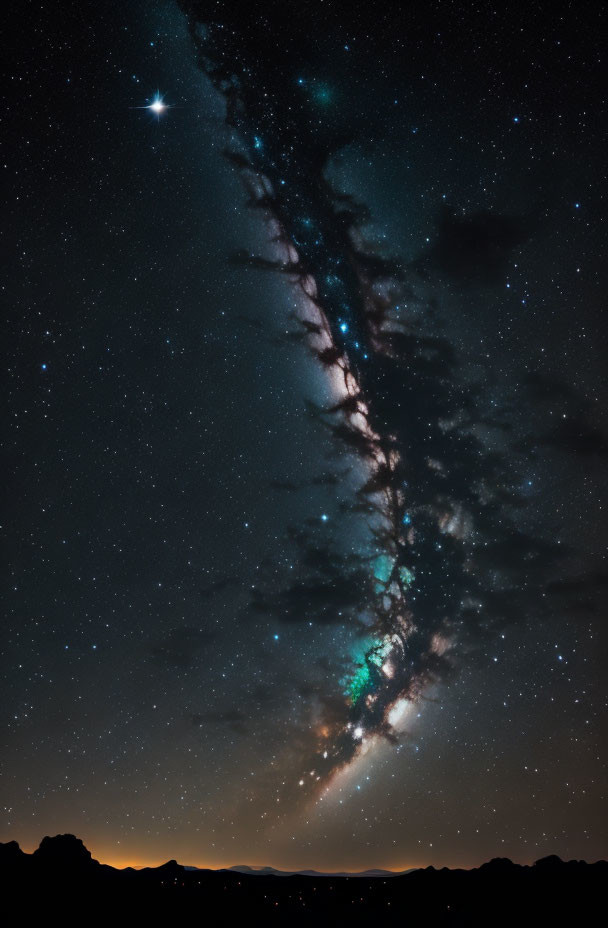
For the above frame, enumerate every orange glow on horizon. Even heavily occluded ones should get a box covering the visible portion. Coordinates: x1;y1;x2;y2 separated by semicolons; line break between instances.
15;832;556;872
95;853;430;873
16;836;430;874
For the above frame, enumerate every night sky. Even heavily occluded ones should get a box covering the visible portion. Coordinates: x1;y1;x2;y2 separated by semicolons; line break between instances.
3;0;607;871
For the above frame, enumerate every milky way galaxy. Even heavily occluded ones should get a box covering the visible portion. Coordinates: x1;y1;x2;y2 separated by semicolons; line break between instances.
180;1;600;805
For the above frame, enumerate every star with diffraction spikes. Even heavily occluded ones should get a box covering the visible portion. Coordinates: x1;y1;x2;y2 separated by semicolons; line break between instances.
134;91;171;120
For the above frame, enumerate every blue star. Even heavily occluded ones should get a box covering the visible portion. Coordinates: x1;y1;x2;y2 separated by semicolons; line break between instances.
147;94;166;116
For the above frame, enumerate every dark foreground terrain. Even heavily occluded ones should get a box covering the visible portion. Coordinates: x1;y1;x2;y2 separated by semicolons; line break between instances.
1;835;605;925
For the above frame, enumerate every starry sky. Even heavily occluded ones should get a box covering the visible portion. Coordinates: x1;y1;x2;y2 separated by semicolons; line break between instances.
3;0;607;871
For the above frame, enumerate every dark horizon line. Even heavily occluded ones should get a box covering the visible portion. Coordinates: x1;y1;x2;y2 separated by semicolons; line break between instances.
3;833;606;876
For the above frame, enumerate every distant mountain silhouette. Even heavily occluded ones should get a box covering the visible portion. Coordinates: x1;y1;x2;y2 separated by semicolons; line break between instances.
1;834;605;925
222;863;415;877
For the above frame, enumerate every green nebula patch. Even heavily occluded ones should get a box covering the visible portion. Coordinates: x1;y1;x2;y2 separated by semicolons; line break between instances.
344;636;393;705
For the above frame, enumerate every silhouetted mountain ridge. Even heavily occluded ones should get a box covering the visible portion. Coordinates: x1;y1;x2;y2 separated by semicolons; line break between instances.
1;834;605;924
221;863;416;877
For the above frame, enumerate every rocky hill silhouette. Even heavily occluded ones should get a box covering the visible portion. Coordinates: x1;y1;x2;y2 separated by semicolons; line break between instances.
1;834;604;925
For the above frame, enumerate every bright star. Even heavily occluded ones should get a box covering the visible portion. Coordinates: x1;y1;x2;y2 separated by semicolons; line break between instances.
149;97;166;115
134;92;170;118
